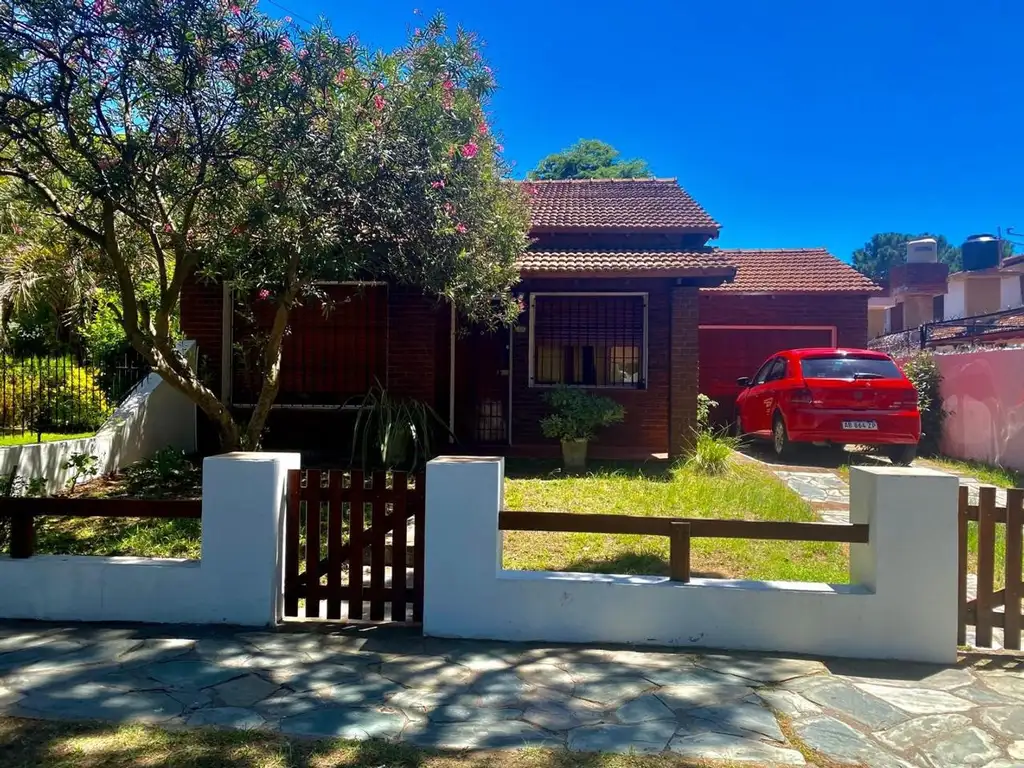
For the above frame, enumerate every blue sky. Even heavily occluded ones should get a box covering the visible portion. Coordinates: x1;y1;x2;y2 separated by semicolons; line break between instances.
263;0;1022;261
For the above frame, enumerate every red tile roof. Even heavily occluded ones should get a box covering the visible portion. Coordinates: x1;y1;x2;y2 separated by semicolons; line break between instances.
519;249;736;279
703;248;882;293
523;178;720;234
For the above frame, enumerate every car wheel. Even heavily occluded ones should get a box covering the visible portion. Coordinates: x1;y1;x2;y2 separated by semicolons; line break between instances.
887;444;917;466
772;414;792;459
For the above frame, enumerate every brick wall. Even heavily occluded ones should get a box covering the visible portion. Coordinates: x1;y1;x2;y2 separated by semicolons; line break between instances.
180;278;225;397
510;277;678;458
698;293;870;349
670;286;699;457
386;287;441;405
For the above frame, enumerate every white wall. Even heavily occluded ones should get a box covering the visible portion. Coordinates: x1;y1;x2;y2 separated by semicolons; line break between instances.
0;452;300;626
424;458;960;664
943;279;966;320
1002;274;1023;310
0;342;198;494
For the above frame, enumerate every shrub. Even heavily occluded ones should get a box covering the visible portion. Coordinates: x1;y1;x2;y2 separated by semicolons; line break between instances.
122;447;202;498
62;451;99;493
903;351;946;455
539;387;625;442
685;393;738;474
0;356;111;433
686;430;740;475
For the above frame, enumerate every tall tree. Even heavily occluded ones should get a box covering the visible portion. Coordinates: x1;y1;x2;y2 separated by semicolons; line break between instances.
528;139;652;180
0;0;530;450
852;233;963;283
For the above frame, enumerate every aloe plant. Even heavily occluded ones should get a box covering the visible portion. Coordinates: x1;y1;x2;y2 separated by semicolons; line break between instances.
349;381;452;469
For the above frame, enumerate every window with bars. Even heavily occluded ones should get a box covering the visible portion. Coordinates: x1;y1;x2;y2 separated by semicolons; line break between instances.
530;294;646;389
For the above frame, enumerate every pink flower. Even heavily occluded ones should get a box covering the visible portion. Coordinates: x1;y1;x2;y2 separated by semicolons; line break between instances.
93;0;108;15
163;223;173;233
442;202;455;214
374;94;386;111
221;59;238;71
460;141;479;159
442;79;455;91
278;38;293;53
258;289;271;301
414;27;421;36
299;48;308;59
484;65;492;74
282;15;291;22
228;3;241;15
334;69;347;85
431;180;445;189
455;222;467;234
290;72;302;85
496;143;504;152
477;122;488;135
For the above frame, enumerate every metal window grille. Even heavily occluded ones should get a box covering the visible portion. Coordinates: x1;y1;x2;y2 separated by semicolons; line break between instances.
532;295;645;389
233;285;388;406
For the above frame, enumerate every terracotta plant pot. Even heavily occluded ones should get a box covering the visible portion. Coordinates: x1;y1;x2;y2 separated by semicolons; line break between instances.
561;439;588;470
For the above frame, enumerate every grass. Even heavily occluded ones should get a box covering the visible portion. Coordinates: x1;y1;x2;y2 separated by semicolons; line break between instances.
923;456;1024;490
0;431;94;447
32;471;203;560
0;716;775;768
503;459;848;583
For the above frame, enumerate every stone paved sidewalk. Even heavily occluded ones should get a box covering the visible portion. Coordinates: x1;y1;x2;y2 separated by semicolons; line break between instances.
2;623;1024;766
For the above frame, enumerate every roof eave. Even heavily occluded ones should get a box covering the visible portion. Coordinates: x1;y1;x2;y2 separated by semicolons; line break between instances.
520;266;736;283
528;225;721;237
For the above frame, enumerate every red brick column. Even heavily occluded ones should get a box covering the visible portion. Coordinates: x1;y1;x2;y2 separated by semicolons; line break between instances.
669;285;699;458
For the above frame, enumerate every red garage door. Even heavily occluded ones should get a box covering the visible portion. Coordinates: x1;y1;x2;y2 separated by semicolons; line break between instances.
699;326;835;422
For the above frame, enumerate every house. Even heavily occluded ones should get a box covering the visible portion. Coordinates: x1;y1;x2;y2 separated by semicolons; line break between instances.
867;236;1024;350
181;178;878;459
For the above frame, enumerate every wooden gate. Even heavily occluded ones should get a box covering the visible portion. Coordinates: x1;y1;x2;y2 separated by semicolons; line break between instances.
283;469;425;623
959;484;1024;649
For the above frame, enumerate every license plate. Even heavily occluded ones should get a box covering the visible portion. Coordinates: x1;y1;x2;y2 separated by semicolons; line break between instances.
842;420;878;431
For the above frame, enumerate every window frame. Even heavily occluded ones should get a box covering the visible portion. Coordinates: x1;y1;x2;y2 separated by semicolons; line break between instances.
527;291;649;390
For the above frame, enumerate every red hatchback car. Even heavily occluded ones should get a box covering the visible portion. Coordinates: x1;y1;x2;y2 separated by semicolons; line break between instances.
734;348;921;464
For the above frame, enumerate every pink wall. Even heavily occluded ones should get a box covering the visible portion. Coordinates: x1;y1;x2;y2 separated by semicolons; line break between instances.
936;349;1024;472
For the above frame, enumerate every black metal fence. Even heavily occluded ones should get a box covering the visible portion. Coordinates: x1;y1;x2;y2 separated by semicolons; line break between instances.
0;351;150;442
869;306;1024;357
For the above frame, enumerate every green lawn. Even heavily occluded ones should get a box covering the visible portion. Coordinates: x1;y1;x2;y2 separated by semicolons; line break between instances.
503;459;848;583
924;456;1024;490
0;432;94;447
34;516;200;559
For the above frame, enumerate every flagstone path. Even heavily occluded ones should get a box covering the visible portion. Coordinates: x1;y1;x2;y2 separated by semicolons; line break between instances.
2;622;1024;766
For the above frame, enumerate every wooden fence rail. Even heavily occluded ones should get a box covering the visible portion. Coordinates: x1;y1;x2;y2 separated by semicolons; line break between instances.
499;510;870;584
959;485;1024;650
0;497;202;559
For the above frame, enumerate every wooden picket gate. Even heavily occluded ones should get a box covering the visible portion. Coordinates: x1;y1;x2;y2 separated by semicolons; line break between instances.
959;484;1024;649
283;469;425;623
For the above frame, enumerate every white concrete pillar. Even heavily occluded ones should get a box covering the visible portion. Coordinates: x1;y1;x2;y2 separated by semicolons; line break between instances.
850;466;960;663
200;452;301;626
423;456;504;638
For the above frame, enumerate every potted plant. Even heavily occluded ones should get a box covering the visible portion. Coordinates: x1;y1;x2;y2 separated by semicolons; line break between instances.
540;387;625;469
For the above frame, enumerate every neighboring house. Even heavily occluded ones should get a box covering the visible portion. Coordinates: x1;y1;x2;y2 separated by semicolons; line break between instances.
868;238;1024;351
182;178;877;459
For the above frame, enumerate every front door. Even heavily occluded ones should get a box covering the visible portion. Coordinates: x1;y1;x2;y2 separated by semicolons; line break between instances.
455;327;510;445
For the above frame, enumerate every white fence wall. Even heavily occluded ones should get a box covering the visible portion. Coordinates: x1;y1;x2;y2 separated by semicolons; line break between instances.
0;453;299;626
424;458;960;664
0;342;198;494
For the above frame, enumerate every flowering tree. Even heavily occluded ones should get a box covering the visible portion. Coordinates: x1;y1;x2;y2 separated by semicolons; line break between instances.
0;0;529;449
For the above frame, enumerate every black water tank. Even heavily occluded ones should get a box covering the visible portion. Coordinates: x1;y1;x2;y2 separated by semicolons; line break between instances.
962;234;1001;272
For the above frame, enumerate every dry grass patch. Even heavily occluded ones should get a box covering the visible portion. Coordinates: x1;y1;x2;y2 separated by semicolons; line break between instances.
503;460;848;583
0;716;781;768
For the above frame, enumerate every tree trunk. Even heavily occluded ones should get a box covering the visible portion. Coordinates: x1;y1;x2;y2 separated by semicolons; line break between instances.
243;293;295;449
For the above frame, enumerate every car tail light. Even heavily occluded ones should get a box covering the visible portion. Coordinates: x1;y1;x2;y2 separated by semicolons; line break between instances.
790;388;814;405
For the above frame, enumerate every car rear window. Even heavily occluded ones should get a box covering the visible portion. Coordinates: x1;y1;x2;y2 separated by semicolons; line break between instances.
800;356;902;380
